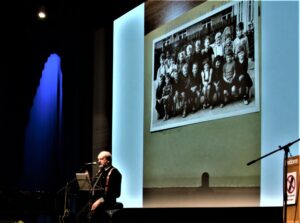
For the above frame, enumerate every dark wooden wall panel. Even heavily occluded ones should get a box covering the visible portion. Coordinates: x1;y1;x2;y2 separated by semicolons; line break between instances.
145;0;205;35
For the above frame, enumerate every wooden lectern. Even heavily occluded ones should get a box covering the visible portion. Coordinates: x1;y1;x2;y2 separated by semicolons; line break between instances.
287;155;300;223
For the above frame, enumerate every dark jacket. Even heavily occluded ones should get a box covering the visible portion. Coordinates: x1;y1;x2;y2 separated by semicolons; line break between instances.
91;165;122;209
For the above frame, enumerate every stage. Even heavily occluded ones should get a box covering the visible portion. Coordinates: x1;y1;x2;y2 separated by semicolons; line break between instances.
0;190;282;223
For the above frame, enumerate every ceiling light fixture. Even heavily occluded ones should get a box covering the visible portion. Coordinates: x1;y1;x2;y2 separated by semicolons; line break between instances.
37;6;47;19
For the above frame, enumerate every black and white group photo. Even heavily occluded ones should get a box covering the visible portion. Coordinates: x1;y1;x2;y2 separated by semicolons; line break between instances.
150;1;259;132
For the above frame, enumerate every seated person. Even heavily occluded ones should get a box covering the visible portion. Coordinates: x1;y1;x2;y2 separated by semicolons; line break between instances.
76;151;122;223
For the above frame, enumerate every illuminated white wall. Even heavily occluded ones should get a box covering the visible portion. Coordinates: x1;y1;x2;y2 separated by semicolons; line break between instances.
112;1;300;208
112;3;144;207
261;1;299;206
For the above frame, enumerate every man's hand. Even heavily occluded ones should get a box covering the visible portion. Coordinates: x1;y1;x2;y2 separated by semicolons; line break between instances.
91;198;104;211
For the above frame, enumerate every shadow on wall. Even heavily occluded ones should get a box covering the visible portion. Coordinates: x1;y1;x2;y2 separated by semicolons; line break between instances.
201;172;210;189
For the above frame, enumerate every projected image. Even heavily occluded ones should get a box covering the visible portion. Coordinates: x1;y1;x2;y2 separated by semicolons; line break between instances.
150;1;259;132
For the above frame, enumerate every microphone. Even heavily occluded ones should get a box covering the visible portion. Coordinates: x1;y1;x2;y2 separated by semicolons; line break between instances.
84;161;97;165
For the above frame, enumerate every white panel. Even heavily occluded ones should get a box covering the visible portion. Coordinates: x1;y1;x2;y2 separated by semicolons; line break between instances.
112;3;144;207
261;1;299;206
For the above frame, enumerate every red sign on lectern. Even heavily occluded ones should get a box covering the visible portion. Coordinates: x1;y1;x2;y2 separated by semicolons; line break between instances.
287;171;297;205
287;156;300;223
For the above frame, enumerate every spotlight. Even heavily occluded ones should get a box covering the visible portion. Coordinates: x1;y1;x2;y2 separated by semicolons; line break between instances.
37;6;47;19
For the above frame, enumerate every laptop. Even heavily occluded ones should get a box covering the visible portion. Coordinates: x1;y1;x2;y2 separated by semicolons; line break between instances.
76;172;92;191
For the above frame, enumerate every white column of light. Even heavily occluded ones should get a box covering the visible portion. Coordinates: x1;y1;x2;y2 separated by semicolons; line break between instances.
299;0;300;152
112;3;144;207
261;1;299;206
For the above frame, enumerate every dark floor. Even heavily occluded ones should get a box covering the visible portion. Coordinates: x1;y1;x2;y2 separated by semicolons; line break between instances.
113;206;283;223
0;207;283;223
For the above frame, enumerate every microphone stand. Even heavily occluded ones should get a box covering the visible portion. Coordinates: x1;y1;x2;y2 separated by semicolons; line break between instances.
56;164;95;223
247;138;300;223
57;177;77;223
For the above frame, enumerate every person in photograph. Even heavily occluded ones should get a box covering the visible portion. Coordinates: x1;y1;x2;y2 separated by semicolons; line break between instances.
212;55;224;108
161;73;173;121
167;54;178;75
201;35;214;66
246;21;255;61
186;44;194;62
186;44;194;72
180;63;192;117
201;58;213;109
192;39;203;68
233;21;249;58
171;69;182;117
222;25;233;44
222;49;237;104
155;74;166;119
165;50;171;68
212;32;224;59
223;33;234;59
190;62;202;112
235;46;253;105
177;50;186;76
156;53;168;79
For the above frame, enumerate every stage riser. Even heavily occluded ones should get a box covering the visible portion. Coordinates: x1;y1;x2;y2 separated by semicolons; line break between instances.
0;207;283;223
112;207;282;223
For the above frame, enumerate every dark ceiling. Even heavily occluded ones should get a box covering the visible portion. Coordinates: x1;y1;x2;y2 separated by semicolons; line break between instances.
1;0;146;88
2;0;145;29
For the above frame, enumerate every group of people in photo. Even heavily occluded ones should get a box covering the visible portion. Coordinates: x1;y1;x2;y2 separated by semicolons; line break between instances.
155;21;254;121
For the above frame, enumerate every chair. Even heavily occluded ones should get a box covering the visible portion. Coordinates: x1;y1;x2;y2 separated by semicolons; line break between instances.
104;202;123;223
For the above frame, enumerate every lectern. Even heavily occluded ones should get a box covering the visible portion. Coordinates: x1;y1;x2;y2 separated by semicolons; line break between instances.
287;155;300;223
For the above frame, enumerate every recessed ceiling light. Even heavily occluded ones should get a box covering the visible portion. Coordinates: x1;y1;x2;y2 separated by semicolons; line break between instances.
38;6;47;19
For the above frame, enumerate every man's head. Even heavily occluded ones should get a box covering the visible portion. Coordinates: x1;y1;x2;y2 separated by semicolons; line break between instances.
97;151;112;167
